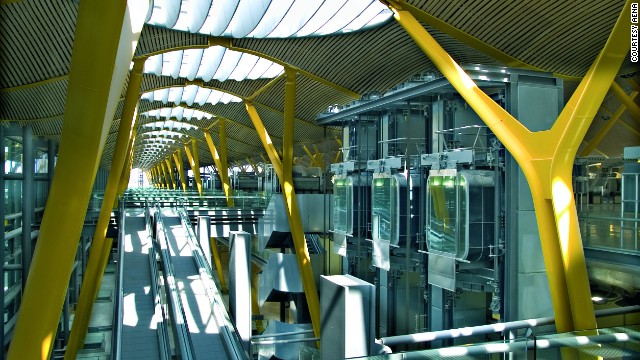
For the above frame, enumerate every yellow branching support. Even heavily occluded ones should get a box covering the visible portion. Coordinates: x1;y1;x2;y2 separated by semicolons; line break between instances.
391;0;631;333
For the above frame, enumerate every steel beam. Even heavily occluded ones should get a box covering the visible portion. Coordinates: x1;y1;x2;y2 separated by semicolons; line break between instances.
245;81;322;340
164;158;176;189
173;150;187;191
6;0;148;357
184;139;203;195
203;130;233;206
65;58;146;359
391;0;631;332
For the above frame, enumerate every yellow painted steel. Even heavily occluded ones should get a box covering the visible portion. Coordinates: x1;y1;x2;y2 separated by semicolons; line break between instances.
6;0;145;358
203;130;234;206
173;150;187;191
117;132;136;195
389;0;581;82
611;81;640;125
628;78;640;92
191;139;203;195
209;237;227;292
65;57;146;359
0;75;69;93
246;157;259;173
245;96;322;340
391;1;631;333
184;141;202;195
217;120;234;206
580;91;639;156
164;158;176;189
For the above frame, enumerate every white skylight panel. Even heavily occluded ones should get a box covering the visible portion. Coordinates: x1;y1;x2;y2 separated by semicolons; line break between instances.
171;106;185;119
144;55;163;76
219;92;238;104
173;0;211;32
295;0;347;37
167;87;185;105
146;0;181;28
363;9;393;29
160;107;173;118
194;88;212;105
225;0;271;38
183;108;195;119
261;63;285;78
196;47;226;81
269;0;323;38
228;54;259;81
213;50;242;81
200;0;240;35
341;2;386;33
316;0;371;35
247;0;294;37
162;50;183;78
182;84;200;106
179;49;205;80
147;0;392;38
205;89;223;105
247;58;275;79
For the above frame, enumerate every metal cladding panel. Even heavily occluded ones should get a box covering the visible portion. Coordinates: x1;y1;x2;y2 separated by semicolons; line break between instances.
427;253;456;291
257;321;313;360
229;231;252;353
320;275;375;360
258;253;303;306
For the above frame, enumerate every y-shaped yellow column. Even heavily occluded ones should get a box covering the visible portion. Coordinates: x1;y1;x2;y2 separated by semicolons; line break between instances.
164;158;176;190
184;139;203;195
245;68;321;339
390;0;631;332
173;150;187;191
203;129;234;206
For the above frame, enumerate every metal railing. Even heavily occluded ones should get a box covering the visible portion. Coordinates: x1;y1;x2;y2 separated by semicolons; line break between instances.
112;196;125;359
177;207;249;360
154;204;195;360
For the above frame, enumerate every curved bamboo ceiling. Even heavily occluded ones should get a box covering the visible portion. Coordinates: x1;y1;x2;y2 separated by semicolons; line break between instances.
0;0;638;172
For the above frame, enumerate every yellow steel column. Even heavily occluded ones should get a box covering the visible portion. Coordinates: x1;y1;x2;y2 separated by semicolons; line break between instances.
203;130;234;206
580;91;639;156
217;118;232;197
159;162;169;189
184;140;203;195
245;68;321;340
7;0;148;358
209;237;227;292
164;158;176;189
173;150;187;191
65;58;146;359
390;0;631;332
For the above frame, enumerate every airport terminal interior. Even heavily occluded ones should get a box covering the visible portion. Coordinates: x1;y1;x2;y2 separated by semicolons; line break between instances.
0;0;639;359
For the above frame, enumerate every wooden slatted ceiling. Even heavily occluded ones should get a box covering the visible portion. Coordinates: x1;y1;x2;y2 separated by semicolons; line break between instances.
0;0;76;88
0;80;68;120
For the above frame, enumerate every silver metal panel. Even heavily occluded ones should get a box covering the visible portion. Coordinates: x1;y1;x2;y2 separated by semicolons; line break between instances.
258;253;303;305
372;240;390;271
229;231;252;353
516;84;559;132
257;321;313;360
197;216;212;269
518;272;553;319
428;254;456;291
623;146;640;160
333;232;347;257
517;212;546;273
320;275;375;360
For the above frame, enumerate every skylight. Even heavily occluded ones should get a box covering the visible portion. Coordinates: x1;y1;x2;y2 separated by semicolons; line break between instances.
142;120;199;132
145;0;393;38
140;86;242;106
144;48;284;81
140;106;214;121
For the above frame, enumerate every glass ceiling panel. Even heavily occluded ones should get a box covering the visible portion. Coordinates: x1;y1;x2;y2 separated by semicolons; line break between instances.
144;47;284;82
140;106;214;120
142;120;199;131
145;0;393;38
140;86;242;106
